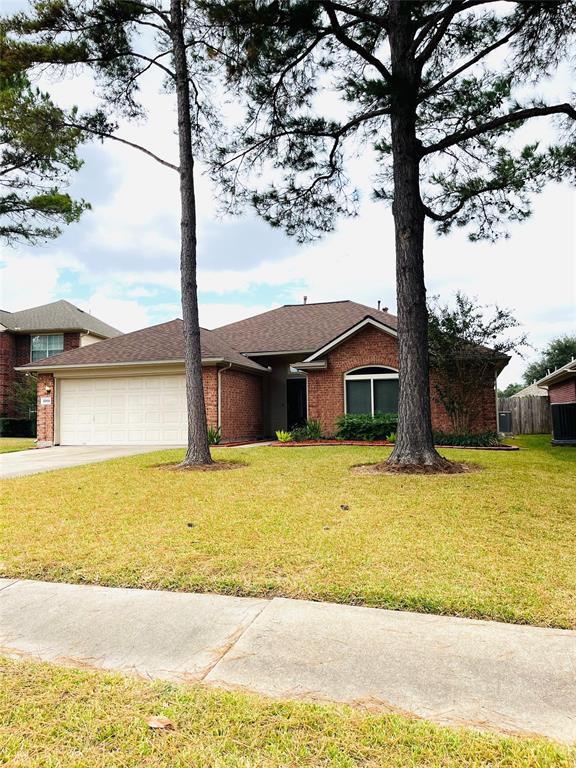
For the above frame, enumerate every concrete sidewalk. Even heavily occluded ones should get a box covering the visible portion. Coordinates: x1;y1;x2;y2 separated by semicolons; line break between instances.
1;578;574;743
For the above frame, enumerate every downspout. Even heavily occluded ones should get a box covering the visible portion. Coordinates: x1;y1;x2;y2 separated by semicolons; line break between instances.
217;363;232;434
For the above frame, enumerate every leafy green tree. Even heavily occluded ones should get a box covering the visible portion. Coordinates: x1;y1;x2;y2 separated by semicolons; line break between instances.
428;292;525;433
6;373;37;420
3;1;227;466
498;382;523;398
0;65;88;244
524;336;576;383
208;0;576;469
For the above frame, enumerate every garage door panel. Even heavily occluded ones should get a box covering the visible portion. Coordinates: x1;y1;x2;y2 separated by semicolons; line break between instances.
59;375;187;445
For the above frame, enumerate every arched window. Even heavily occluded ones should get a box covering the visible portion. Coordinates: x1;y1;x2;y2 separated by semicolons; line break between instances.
344;366;399;416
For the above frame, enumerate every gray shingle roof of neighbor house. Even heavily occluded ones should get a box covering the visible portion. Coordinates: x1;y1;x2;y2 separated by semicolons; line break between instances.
511;382;549;398
18;319;269;373
214;300;398;354
0;300;121;338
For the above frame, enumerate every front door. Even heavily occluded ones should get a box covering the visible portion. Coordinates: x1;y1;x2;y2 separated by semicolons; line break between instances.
287;378;307;430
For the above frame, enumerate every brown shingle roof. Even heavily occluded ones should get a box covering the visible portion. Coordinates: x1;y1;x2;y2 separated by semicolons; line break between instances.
0;300;121;337
214;300;397;354
19;319;268;372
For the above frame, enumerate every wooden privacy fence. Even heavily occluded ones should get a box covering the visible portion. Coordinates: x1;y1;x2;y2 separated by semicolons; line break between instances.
498;396;551;434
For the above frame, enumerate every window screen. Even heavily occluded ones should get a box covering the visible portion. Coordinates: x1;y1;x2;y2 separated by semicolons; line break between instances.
374;378;399;414
346;379;371;413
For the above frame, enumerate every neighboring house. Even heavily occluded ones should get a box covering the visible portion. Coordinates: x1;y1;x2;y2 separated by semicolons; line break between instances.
1;300;121;418
537;359;576;445
510;382;549;398
18;300;507;446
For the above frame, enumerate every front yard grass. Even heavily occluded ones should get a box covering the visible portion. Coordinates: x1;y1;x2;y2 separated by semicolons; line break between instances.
1;435;574;628
1;657;573;767
0;437;35;454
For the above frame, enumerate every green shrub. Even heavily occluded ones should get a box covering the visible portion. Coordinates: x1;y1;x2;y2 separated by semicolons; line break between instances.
432;430;501;447
387;431;397;443
305;419;323;439
207;426;222;445
335;413;398;441
290;419;323;442
275;430;293;443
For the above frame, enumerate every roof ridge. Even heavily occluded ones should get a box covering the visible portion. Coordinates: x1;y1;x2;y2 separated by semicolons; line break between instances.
281;300;351;307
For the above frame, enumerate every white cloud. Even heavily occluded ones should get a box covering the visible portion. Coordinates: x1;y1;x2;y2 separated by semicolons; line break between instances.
0;251;84;311
199;302;273;329
72;292;154;333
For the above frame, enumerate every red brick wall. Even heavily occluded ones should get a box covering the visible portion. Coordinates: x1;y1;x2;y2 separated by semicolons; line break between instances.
64;332;81;352
14;335;31;367
0;332;17;416
306;324;497;435
36;373;55;446
429;369;497;433
549;378;576;405
202;367;218;430
220;368;263;440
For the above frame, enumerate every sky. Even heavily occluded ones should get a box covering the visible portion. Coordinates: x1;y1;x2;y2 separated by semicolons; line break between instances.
1;4;574;387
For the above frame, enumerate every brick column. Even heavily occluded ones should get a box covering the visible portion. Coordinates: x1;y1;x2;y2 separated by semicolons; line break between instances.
36;373;55;447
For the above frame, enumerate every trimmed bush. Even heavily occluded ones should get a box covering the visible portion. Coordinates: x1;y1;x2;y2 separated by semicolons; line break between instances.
336;413;398;441
433;430;501;447
0;417;36;438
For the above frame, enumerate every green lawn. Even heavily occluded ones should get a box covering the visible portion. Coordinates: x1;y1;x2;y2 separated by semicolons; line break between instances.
0;657;572;767
0;437;35;454
1;435;574;628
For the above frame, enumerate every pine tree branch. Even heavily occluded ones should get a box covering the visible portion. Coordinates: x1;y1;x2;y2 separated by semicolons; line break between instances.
422;104;576;156
63;121;179;172
415;1;465;64
216;106;390;170
321;2;388;27
419;14;530;101
414;0;517;30
322;1;391;82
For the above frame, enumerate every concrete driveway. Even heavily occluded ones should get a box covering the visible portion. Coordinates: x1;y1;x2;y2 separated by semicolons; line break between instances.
0;444;183;479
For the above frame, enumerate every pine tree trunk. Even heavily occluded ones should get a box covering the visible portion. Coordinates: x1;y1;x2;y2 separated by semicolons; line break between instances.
170;0;212;466
386;1;446;468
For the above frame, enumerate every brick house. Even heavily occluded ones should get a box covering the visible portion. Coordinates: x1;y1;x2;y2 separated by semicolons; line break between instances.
18;300;506;446
1;300;121;423
537;359;576;445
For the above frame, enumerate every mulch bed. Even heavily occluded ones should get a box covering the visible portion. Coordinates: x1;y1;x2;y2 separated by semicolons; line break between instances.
269;440;518;451
154;460;247;472
352;461;481;476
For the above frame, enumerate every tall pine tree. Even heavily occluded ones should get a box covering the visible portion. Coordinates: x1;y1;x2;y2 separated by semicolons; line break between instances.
3;1;226;466
208;0;576;469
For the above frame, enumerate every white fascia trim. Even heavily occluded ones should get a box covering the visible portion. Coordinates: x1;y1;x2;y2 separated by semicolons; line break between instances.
292;360;328;370
17;357;268;375
242;349;315;357
16;359;188;372
304;317;397;363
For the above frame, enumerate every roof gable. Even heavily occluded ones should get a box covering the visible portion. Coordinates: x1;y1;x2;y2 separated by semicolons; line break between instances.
303;316;397;362
0;300;121;338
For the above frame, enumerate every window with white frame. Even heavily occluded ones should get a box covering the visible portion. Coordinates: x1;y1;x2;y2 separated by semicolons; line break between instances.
31;334;64;361
344;366;399;415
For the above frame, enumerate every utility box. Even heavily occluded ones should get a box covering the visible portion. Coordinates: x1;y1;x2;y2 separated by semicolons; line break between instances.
498;411;512;433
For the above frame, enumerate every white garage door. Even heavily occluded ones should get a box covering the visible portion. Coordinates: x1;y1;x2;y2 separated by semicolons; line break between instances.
59;375;188;445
